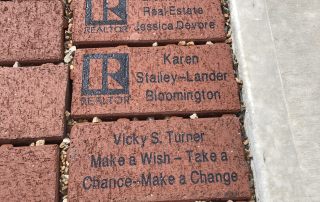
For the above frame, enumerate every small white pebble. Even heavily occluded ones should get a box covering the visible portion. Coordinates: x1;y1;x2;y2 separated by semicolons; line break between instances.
190;113;198;119
35;140;45;146
65;111;71;117
59;142;66;149
187;41;195;46
206;41;214;45
69;46;76;53
30;142;35;147
92;117;102;123
178;41;186;46
63;138;71;145
62;174;69;180
13;61;20;68
152;42;158;47
64;54;73;63
226;38;232;44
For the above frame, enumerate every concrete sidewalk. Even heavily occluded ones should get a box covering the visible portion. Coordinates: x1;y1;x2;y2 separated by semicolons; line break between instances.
230;0;320;201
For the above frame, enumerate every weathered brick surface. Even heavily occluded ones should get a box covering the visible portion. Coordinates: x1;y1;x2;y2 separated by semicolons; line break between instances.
68;116;251;201
0;64;69;144
0;145;59;202
71;44;240;118
72;0;225;45
0;0;64;65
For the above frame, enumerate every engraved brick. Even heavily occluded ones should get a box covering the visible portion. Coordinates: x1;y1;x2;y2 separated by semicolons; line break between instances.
0;145;59;201
68;116;251;201
0;0;64;65
71;44;240;118
0;64;69;144
72;0;225;46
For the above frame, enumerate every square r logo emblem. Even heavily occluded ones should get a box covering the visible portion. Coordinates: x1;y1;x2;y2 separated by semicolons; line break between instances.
82;53;129;96
85;0;127;25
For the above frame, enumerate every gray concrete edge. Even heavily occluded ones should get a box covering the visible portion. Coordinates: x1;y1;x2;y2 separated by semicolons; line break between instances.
229;0;306;201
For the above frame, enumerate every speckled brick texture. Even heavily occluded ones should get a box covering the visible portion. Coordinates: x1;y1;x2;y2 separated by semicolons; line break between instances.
71;44;240;118
72;0;225;46
0;145;59;202
68;116;251;201
0;64;69;144
0;0;64;65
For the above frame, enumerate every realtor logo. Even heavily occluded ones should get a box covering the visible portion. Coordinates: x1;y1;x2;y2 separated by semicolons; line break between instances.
85;0;127;25
82;54;129;96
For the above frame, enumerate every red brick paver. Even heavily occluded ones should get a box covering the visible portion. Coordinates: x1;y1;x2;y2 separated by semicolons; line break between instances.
0;145;59;202
72;0;225;46
0;64;69;144
0;0;65;65
71;44;240;118
68;116;251;201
